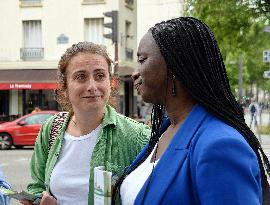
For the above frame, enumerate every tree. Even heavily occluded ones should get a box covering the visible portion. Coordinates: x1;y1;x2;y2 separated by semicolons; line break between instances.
184;0;270;99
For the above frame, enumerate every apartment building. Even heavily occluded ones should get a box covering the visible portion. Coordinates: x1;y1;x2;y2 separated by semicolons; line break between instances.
0;0;137;116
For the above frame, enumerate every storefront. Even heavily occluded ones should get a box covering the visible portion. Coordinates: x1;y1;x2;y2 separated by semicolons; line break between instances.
0;69;59;116
0;67;137;117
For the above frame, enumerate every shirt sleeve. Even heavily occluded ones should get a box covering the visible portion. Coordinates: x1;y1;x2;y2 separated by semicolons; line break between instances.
194;136;262;205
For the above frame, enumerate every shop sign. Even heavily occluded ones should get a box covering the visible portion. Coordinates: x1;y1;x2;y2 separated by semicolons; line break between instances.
57;34;69;44
0;83;58;90
9;83;32;89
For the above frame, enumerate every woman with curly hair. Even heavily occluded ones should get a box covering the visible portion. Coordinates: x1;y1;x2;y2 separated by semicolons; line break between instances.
21;42;150;205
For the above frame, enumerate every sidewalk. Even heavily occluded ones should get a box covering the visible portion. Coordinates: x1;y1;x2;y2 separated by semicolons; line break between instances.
244;110;270;159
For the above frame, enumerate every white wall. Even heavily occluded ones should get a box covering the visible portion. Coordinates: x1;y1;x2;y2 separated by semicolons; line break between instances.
137;0;184;44
0;0;21;62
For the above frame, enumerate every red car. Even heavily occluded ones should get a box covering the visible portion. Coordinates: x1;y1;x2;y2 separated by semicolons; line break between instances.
0;111;58;150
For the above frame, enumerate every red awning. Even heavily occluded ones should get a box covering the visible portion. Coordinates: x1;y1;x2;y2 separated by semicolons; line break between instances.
0;69;58;90
0;83;58;90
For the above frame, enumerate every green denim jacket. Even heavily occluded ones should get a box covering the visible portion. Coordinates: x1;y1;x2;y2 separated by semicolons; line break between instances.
27;105;150;205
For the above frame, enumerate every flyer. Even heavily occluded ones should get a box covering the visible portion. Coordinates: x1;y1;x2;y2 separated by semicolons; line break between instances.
0;187;41;204
94;166;112;205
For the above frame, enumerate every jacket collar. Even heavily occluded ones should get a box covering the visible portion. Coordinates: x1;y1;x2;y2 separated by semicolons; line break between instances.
171;104;208;149
101;105;117;128
134;104;209;205
159;104;208;149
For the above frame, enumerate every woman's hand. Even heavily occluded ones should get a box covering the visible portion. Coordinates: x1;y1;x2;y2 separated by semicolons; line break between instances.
20;192;58;205
40;192;58;205
20;199;33;205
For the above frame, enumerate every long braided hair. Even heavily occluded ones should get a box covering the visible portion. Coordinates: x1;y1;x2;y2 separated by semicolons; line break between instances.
112;17;270;204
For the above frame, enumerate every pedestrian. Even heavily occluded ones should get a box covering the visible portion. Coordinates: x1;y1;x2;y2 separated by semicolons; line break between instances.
31;107;41;114
112;17;270;205
249;98;260;128
0;168;11;205
20;42;150;205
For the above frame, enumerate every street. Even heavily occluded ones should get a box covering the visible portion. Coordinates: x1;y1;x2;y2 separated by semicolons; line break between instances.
1;112;270;205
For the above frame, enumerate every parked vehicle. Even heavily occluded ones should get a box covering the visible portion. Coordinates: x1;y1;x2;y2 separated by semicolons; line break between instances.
0;111;58;150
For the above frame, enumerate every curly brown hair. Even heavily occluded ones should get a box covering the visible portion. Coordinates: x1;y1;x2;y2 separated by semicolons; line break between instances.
55;41;113;113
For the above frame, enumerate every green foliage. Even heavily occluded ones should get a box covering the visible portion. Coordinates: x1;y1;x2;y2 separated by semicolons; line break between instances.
184;0;270;98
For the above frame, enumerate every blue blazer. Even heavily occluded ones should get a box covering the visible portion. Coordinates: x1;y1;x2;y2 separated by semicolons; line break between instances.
128;105;262;205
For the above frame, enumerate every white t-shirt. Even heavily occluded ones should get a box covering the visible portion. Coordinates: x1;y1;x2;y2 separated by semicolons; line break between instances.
120;146;159;205
50;124;101;205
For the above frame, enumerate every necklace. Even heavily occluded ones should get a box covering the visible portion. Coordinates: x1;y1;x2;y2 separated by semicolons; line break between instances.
70;117;90;134
71;118;77;126
70;114;104;134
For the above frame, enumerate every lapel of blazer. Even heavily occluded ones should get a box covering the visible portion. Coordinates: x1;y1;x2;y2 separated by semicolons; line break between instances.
135;105;208;205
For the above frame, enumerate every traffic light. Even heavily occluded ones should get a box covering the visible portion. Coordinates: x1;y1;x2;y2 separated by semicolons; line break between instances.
103;10;118;43
111;75;119;90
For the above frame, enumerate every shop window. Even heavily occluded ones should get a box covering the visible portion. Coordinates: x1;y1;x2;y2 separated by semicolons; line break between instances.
24;90;59;114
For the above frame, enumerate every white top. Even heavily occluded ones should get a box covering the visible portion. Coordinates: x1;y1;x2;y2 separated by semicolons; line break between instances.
120;146;159;205
50;124;102;205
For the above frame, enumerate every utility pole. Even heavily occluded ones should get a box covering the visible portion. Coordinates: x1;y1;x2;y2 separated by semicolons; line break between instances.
103;10;120;111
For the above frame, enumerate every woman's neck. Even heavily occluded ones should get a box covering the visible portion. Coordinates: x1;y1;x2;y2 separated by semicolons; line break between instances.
70;108;105;136
165;95;196;127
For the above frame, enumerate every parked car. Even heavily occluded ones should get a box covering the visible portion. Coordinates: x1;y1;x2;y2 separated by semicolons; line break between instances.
0;111;58;150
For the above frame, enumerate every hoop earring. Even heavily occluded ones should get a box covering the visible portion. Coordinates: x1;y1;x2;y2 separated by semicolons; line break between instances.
172;74;176;96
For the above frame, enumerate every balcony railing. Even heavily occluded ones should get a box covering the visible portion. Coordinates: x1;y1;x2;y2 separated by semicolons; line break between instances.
20;0;42;7
82;0;105;4
125;48;134;61
20;48;44;61
20;0;42;3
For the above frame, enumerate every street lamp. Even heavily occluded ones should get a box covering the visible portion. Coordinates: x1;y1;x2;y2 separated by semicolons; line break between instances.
229;55;244;101
262;25;270;125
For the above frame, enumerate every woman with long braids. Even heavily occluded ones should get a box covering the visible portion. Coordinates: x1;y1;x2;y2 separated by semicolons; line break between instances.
112;17;270;205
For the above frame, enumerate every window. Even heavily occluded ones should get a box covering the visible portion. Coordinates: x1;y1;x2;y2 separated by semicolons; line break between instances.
125;21;133;61
24;113;53;125
21;20;43;60
84;18;104;44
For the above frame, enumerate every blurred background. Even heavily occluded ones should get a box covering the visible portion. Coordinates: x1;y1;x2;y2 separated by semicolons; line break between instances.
0;0;270;204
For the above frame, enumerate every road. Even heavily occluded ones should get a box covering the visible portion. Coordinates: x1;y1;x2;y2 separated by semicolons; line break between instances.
1;111;270;205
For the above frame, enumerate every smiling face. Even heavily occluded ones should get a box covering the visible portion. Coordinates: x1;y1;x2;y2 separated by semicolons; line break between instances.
135;32;168;104
65;52;111;113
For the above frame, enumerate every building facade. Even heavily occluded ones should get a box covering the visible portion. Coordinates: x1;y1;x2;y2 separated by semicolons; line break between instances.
137;0;184;43
0;0;137;117
135;0;184;120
